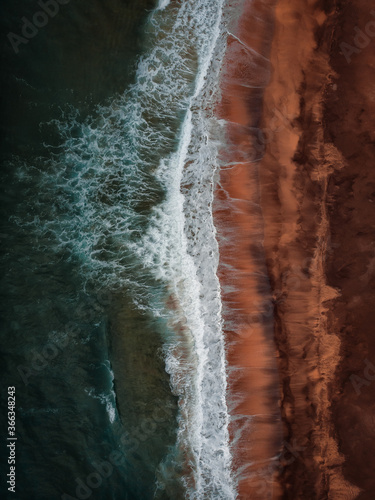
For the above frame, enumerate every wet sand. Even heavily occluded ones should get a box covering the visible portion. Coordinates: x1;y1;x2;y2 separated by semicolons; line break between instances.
216;0;375;498
215;1;283;497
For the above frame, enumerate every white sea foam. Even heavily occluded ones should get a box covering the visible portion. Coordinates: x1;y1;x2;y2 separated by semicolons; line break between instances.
11;0;242;497
85;387;117;424
156;0;170;11
134;1;237;498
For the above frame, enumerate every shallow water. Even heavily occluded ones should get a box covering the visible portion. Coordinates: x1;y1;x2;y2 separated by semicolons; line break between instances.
0;0;247;498
1;1;179;499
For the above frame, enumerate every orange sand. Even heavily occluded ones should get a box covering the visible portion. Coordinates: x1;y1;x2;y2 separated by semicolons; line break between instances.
216;0;375;497
214;1;282;498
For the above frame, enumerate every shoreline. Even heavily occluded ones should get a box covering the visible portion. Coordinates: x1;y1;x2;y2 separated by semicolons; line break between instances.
216;0;375;497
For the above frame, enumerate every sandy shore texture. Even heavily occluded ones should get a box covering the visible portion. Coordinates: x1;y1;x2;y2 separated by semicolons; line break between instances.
215;0;283;497
216;0;375;498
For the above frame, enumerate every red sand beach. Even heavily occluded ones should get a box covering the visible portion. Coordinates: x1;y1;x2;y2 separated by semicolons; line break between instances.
215;1;282;497
216;0;375;498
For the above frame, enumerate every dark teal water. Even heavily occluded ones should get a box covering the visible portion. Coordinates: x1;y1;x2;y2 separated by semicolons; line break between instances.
1;0;243;497
0;1;180;499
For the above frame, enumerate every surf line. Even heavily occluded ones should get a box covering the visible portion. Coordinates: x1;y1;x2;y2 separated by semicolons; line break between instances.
145;0;237;497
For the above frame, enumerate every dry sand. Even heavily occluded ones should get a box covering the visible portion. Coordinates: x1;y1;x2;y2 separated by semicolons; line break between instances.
216;0;375;498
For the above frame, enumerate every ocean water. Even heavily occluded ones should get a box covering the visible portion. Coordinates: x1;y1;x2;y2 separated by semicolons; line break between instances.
0;0;245;498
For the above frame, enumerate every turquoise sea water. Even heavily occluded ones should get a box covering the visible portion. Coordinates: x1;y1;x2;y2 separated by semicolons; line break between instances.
0;1;240;498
